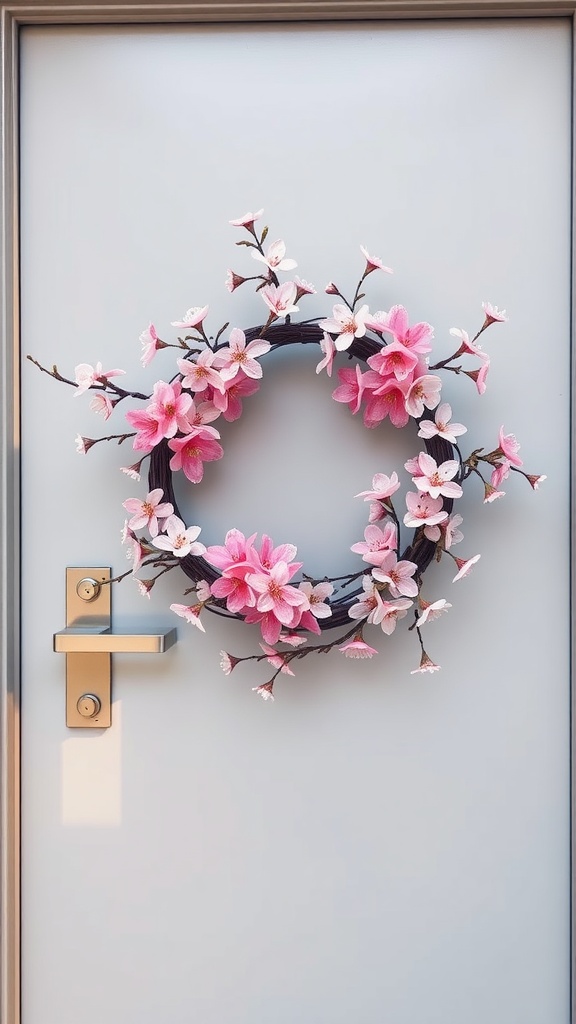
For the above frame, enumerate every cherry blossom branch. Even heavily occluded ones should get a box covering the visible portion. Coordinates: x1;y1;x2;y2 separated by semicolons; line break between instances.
27;355;150;401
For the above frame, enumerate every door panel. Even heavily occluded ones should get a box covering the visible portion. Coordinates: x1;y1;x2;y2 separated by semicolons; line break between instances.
20;20;571;1023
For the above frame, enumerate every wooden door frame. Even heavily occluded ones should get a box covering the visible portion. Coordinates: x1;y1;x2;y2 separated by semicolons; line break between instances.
2;3;574;1022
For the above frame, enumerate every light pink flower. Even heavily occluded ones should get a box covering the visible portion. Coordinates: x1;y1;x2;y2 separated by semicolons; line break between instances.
210;573;256;614
368;305;433;355
417;403;467;443
208;371;260;421
74;362;125;396
185;399;221;438
403;491;449;529
225;270;246;293
465;361;490;395
316;333;336;377
171;306;209;329
360;246;393;275
178;351;226;394
120;460;143;482
351;522;398;567
527;474;547;490
217;328;271;381
229;209;264;228
196;580;211;602
411;652;441;674
348;575;383;623
298;581;333;619
168;431;223;484
89;393;114;419
452;554;481;582
204;529;258;573
482;301;508;324
279;633;307;647
254;534;300;574
294;276;316;298
373;597;413;635
259;643;295;675
153;517;205;558
372;552;419;598
252;239;297;273
355;471;401;502
484;483;506;503
135;578;154;599
75;434;95;454
416;598;451;626
498;426;523;467
169;602;206;631
332;364;365;414
140;323;162;367
252;681;275;701
325;282;339;295
247;562;308;625
147;380;193;438
369;502;385;523
367;342;419;382
410;452;463;500
339;636;378;658
319;303;371;351
125;407;164;452
444;514;464;549
261;281;299;318
491;460;511;488
404;374;442;418
449;327;488;361
220;651;241;675
122;488;174;538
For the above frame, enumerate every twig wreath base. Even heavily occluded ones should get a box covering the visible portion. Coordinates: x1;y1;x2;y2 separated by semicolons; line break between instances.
31;209;545;699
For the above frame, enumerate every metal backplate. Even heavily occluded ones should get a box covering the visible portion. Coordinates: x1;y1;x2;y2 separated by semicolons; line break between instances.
65;568;111;728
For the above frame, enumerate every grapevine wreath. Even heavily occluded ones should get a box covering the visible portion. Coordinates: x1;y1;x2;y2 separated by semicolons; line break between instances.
31;210;545;700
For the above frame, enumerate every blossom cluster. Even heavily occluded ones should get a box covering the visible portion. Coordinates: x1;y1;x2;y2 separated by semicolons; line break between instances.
30;208;545;701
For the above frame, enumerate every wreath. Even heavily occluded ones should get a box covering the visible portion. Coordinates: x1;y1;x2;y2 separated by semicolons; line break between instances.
30;209;545;700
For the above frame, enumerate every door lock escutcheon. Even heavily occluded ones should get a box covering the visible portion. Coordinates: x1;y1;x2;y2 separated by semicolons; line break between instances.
54;568;177;728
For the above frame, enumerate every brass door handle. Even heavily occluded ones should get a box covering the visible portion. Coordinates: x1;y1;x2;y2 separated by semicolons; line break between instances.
55;568;178;728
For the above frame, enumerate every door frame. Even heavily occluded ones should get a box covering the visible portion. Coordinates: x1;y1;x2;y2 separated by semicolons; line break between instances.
2;3;574;1022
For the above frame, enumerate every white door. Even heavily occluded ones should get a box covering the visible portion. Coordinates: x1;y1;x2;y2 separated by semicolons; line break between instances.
19;19;571;1023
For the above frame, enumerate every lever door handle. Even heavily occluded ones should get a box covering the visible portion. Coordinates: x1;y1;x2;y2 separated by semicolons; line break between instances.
55;568;178;728
54;627;177;654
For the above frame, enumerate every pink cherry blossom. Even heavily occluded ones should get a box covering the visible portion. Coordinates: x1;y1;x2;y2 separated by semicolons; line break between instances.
252;681;275;701
373;597;413;635
411;452;463;500
120;460;143;482
140;323;162;367
135;578;154;599
229;209;264;228
171;305;209;329
452;554;481;582
339;635;378;658
125;407;164;453
360;246;392;275
355;472;401;503
416;598;451;625
279;633;307;647
498;426;523;467
483;483;506;503
527;474;547;490
315;333;336;377
217;328;271;381
491;460;511;488
411;652;441;674
89;393;114;419
178;351;226;394
210;574;256;614
372;552;419;598
348;575;384;623
325;282;339;295
122;521;147;573
332;365;365;414
246;562;308;625
362;374;410;428
367;342;419;382
205;529;258;573
368;305;433;355
403;491;449;529
369;502;385;523
417;403;467;443
220;651;241;675
465;361;490;395
449;327;488;361
482;301;508;324
225;270;246;293
404;374;442;418
153;517;205;558
168;431;223;484
259;643;295;676
196;580;211;602
147;380;193;438
169;603;206;631
253;534;300;575
319;303;371;351
294;276;316;298
74;362;126;396
444;514;464;549
122;488;174;538
252;239;297;273
351;522;398;567
208;371;260;421
185;399;221;437
298;581;333;619
261;281;299;318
